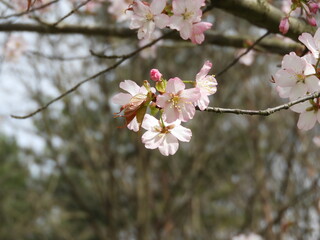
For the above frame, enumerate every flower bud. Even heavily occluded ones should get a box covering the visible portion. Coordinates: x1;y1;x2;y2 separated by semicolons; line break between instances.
150;69;162;82
308;2;319;14
307;16;317;26
279;17;289;34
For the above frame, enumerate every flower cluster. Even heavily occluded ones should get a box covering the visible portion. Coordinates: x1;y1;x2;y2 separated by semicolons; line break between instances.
128;0;212;44
279;0;320;34
273;28;320;130
112;61;217;156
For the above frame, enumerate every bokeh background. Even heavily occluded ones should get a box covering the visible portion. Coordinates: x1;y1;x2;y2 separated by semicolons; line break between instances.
0;0;320;239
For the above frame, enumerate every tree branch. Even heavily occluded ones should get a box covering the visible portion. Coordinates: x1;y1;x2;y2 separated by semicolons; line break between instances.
203;91;320;116
212;0;316;41
0;23;304;55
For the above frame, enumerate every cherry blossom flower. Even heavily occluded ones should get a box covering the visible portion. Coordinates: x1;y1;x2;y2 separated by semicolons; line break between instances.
194;61;217;110
108;0;132;22
112;80;152;132
169;0;205;40
190;21;212;44
299;26;320;58
156;78;200;123
130;0;169;40
273;52;320;100
291;99;320;131
141;114;192;156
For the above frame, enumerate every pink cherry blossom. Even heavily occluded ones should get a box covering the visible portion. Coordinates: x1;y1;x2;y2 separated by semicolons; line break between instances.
194;61;217;110
130;0;169;40
169;0;205;40
291;99;320;131
273;52;320;100
141;114;192;156
298;27;320;58
150;69;162;82
108;0;132;22
111;80;150;132
279;17;289;34
156;77;200;123
309;2;320;14
190;22;212;44
307;15;317;26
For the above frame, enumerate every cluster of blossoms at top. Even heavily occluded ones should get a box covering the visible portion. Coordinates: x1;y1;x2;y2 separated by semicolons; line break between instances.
128;0;212;44
273;28;320;130
112;61;217;156
279;0;320;34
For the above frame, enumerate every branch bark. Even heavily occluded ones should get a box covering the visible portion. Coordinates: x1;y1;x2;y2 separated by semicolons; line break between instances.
212;0;316;41
0;23;304;55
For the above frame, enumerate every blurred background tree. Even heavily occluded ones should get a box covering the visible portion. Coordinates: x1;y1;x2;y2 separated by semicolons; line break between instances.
0;0;320;240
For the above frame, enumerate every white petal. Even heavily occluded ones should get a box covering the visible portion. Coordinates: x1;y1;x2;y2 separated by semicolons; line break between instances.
282;53;305;73
150;0;166;15
119;80;141;96
274;69;296;87
142;132;165;149
166;77;185;93
289;83;307;100
111;93;132;105
170;125;192;142
196;93;210;110
127;117;140;132
305;75;320;92
290;101;311;113
158;133;179;156
141;114;159;131
297;111;317;130
154;14;170;29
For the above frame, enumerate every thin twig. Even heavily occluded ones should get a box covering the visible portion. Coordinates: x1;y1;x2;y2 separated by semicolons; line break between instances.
203;91;320;116
89;50;124;59
11;31;174;119
51;0;92;27
0;0;59;19
216;31;271;77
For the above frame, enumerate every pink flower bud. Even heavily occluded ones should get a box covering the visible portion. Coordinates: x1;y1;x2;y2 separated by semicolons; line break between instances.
150;69;162;82
279;17;289;34
308;2;319;14
307;16;317;26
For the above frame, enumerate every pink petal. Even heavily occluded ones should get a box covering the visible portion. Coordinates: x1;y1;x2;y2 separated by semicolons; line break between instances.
180;88;201;102
156;94;170;108
172;0;186;15
196;61;212;81
196;93;210;110
163;105;179;123
274;69;296;87
299;33;319;58
297;111;317;130
289;83;307;100
166;77;185;93
282;53;305;73
170;125;192;142
179;23;192;40
150;0;166;15
142;132;165;149
154;14;170;29
158;133;179;156
119;80;140;96
179;102;196;122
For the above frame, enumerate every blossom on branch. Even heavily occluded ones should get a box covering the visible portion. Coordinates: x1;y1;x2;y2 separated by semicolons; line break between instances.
273;52;320;100
299;27;320;58
141;114;192;156
291;99;320;130
130;0;169;40
194;61;217;110
156;77;200;123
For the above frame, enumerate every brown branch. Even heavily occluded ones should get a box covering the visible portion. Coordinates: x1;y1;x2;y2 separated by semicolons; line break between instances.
0;0;59;19
216;31;271;77
203;91;320;116
51;0;92;27
0;23;304;54
11;31;173;119
211;0;316;41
